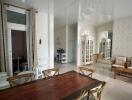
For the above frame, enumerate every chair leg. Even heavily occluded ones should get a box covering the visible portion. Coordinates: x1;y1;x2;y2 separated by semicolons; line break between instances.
91;73;93;78
98;92;101;100
87;91;90;100
114;72;116;79
99;95;101;100
88;73;93;78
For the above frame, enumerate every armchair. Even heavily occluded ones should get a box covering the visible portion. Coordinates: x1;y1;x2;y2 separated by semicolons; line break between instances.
111;56;128;71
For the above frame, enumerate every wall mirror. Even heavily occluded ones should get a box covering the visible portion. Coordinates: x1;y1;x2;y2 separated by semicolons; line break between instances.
97;31;113;60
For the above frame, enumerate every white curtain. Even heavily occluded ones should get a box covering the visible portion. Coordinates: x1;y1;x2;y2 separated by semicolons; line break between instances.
0;2;8;72
26;8;37;70
0;3;4;72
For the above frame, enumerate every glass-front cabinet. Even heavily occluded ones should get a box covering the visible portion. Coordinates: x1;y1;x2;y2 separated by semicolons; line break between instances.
81;33;93;65
99;31;112;60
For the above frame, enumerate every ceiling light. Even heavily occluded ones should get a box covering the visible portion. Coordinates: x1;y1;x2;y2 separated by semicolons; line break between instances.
21;0;26;2
107;15;112;19
14;0;26;2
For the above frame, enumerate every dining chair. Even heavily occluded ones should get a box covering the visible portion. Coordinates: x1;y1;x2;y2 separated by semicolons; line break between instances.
89;81;106;100
79;66;95;77
18;71;35;80
7;73;33;87
75;81;106;100
42;68;59;78
75;89;88;100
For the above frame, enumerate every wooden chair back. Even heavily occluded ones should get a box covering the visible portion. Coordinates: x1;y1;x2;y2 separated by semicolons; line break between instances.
79;67;95;77
7;73;33;87
42;68;59;78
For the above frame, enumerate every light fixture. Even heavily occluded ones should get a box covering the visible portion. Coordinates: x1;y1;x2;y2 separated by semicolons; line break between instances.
14;0;26;2
107;14;112;20
21;0;26;2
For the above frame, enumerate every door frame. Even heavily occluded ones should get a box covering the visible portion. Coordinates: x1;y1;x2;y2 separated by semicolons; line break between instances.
6;5;27;76
7;22;27;76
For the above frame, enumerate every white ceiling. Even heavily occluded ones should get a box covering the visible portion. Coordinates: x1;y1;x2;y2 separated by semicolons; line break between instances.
54;0;78;29
10;0;49;12
54;0;132;28
25;0;49;12
10;0;132;28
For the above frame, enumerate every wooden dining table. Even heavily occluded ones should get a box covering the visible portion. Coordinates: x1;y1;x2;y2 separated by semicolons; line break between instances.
0;71;101;100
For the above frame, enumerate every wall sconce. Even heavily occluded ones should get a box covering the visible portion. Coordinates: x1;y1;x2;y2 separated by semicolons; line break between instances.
39;39;42;45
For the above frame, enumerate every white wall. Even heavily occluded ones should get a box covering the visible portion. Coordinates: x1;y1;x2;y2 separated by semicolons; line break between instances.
54;26;66;55
95;22;113;53
68;24;77;63
112;16;132;57
35;0;54;70
54;24;77;63
36;12;49;68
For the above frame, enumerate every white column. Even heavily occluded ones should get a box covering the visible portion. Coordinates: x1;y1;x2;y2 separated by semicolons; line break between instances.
77;0;81;66
48;0;54;68
65;5;69;63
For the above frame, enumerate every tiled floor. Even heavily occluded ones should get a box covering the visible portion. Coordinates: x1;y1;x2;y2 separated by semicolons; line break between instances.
55;62;132;100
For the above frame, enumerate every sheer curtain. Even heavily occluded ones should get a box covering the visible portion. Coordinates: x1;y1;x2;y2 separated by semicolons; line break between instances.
0;2;8;72
26;8;37;71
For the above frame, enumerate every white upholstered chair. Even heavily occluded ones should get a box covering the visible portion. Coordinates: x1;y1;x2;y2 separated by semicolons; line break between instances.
111;56;127;70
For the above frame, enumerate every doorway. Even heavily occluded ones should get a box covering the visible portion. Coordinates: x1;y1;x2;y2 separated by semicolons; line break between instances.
11;30;28;75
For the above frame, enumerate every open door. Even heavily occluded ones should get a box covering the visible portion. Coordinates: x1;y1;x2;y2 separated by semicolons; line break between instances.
11;30;28;75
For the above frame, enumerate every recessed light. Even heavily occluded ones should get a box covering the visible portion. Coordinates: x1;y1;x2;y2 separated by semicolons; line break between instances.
107;15;112;19
21;0;26;2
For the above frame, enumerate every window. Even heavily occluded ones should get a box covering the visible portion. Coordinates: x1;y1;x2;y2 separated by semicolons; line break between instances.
7;10;26;25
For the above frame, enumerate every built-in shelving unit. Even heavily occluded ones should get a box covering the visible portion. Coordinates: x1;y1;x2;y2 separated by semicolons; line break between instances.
82;35;93;65
56;52;67;63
